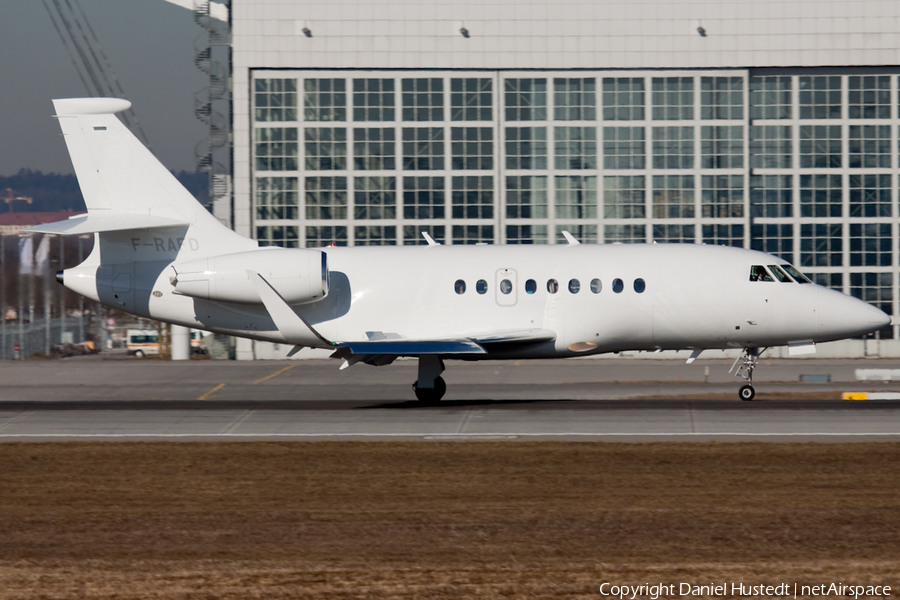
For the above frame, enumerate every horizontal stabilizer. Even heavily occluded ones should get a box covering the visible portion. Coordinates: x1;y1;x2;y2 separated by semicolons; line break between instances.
26;213;189;235
335;339;486;356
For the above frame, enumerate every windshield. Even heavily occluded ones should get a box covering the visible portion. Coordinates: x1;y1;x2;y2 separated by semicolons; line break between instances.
768;265;792;282
782;264;812;284
749;265;773;282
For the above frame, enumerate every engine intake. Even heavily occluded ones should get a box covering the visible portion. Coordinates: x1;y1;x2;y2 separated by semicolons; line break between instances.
172;248;329;305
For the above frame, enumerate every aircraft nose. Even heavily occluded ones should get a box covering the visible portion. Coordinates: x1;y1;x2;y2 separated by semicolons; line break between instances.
817;286;892;340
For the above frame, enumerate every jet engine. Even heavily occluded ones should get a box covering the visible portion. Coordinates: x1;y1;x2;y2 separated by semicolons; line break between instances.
171;248;329;305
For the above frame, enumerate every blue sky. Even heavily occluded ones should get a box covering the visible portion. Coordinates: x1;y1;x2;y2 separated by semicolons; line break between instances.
0;0;207;175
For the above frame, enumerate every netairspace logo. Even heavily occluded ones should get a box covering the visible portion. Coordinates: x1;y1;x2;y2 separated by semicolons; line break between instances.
598;582;892;599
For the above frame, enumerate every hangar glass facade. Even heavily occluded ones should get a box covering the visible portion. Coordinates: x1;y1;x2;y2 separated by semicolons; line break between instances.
250;69;900;338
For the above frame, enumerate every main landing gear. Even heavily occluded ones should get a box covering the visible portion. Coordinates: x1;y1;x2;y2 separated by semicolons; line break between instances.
730;347;767;401
413;355;446;403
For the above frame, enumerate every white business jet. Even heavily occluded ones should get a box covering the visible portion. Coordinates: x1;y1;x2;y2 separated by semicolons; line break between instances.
31;98;891;402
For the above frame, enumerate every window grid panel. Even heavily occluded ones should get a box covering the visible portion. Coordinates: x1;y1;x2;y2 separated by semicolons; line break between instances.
603;175;645;219
256;225;299;248
555;224;597;244
800;223;843;267
401;78;444;121
652;174;695;219
652;224;695;244
702;224;745;248
255;176;299;221
451;127;494;170
255;78;298;122
452;175;494;219
602;77;645;121
800;174;842;218
450;78;492;122
402;127;445;170
305;176;348;220
504;78;547;121
701;125;743;169
849;174;892;218
304;127;347;171
799;125;842;168
255;127;298;172
751;224;794;263
555;175;598;219
303;78;347;122
750;174;793;218
305;225;347;247
798;75;842;119
848;125;891;168
403;176;445;219
700;77;743;120
701;174;744;218
850;223;892;267
652;77;694;120
749;76;791;120
652;126;694;169
354;225;397;246
506;175;548;219
353;128;396;171
603;127;645;169
452;224;495;245
848;75;890;119
750;125;792;168
506;127;548;170
506;224;549;244
352;78;395;122
604;224;646;244
354;176;396;220
554;126;597;170
554;78;596;121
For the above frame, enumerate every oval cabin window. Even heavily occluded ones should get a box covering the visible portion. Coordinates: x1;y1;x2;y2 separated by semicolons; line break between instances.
612;278;624;293
634;278;646;293
454;279;466;294
525;279;537;294
500;279;512;294
590;278;602;293
476;279;488;294
568;279;580;294
547;279;559;294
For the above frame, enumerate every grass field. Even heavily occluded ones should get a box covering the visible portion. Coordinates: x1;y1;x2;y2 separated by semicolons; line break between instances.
0;442;897;598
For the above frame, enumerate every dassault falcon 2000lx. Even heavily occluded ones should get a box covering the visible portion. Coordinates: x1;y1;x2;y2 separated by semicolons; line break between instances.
32;98;891;402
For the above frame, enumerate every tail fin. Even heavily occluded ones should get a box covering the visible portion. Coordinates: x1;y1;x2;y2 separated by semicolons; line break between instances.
33;98;253;257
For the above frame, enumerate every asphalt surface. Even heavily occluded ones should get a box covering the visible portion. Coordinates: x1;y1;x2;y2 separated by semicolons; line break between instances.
1;356;899;441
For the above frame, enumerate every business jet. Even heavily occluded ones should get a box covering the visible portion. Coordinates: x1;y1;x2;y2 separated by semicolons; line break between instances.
31;98;891;402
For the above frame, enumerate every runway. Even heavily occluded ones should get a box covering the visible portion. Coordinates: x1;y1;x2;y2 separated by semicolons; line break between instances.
1;356;899;441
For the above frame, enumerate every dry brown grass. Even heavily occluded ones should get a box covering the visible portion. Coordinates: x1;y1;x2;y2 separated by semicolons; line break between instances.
0;442;898;598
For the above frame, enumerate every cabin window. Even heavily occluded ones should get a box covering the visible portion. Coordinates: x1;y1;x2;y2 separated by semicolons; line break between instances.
525;279;537;294
547;279;559;294
634;278;646;293
500;279;513;294
768;265;792;283
568;279;581;294
612;278;624;293
476;279;488;294
783;264;812;284
590;278;602;293
454;279;466;294
749;265;773;282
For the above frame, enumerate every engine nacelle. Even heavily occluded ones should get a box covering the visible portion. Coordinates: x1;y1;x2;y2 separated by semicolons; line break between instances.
172;248;329;305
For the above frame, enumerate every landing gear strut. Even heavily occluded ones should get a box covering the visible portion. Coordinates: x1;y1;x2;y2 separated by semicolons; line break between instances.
413;356;446;403
730;347;767;401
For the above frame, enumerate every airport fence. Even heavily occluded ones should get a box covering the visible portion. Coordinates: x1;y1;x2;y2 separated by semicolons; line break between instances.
0;316;86;360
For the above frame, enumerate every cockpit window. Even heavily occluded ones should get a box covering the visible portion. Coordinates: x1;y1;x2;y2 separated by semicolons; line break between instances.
749;265;773;282
768;265;792;283
782;264;812;284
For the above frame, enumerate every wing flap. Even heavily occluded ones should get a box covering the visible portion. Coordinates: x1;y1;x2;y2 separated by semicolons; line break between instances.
335;340;486;356
472;328;556;345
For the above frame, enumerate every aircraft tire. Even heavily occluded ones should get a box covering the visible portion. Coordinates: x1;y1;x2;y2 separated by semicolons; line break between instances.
414;376;446;404
739;385;755;401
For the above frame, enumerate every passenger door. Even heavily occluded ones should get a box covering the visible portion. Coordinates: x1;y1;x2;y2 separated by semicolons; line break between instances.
495;268;517;307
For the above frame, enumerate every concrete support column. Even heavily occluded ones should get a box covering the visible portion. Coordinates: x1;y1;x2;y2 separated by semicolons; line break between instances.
171;325;191;361
235;337;255;360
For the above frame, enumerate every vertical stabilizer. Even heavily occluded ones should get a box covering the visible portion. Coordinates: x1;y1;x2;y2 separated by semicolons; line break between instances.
51;98;253;258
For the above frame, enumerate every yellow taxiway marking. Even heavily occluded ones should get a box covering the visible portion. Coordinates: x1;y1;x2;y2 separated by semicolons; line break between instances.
198;383;225;401
254;364;296;385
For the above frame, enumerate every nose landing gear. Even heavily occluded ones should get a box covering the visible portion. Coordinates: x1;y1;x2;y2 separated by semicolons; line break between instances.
730;347;767;401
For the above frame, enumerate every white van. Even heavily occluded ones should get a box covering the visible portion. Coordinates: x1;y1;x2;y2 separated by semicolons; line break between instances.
126;329;160;357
